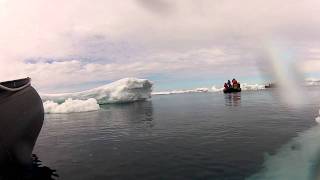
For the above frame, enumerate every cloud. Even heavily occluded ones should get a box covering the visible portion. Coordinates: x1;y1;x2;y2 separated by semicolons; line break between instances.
1;0;320;90
7;47;259;92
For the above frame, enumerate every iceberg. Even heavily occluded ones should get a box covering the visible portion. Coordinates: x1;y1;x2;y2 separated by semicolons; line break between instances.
44;98;100;114
41;78;153;104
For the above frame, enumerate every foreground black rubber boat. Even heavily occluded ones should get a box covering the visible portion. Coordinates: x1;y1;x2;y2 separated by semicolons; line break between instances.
0;78;44;167
223;88;242;93
0;154;58;180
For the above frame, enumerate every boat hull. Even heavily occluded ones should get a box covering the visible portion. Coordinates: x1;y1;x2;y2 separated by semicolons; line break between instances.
0;78;44;167
223;88;242;93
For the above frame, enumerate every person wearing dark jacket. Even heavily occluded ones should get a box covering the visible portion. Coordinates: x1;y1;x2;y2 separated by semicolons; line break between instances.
227;80;232;88
224;83;228;90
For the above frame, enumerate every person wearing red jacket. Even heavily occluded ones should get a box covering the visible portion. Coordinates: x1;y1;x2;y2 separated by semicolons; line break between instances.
232;78;238;88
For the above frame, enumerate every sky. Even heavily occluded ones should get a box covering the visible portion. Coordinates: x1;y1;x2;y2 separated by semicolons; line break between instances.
1;0;320;92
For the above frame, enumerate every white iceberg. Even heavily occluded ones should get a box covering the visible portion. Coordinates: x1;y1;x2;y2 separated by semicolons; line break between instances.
44;98;100;114
41;78;153;104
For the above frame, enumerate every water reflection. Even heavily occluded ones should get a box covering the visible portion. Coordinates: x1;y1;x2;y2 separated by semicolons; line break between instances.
0;154;58;180
224;93;241;106
101;101;154;124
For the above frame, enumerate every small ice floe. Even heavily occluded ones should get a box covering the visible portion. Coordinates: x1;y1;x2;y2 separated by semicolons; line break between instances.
305;78;320;86
316;109;320;123
241;83;265;91
43;98;100;114
152;88;209;95
211;86;224;92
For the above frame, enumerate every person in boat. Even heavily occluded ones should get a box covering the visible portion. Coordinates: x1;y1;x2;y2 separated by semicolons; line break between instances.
232;78;237;88
227;80;232;88
224;83;229;90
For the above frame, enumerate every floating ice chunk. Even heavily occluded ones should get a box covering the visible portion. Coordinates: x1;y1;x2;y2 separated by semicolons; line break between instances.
194;88;210;92
152;91;172;95
152;88;209;95
241;83;265;91
44;98;100;114
305;78;320;86
211;86;224;92
316;109;320;123
42;78;153;104
316;117;320;123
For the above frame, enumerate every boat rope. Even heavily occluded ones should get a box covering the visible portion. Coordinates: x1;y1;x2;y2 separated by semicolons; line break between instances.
0;78;31;92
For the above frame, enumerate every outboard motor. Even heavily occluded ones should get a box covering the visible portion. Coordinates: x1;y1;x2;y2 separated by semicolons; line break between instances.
0;78;44;167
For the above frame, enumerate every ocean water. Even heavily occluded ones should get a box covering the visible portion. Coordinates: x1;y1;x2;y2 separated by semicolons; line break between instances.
34;88;320;180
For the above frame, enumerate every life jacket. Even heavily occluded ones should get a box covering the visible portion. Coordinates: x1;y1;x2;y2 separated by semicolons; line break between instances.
232;80;237;85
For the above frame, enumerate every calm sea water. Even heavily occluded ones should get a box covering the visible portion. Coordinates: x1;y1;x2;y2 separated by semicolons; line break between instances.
34;88;320;180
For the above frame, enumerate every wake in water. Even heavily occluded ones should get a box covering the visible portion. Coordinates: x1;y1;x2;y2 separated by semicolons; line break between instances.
42;78;152;113
247;111;320;180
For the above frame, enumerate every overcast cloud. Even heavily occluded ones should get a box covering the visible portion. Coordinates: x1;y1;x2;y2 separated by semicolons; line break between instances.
1;0;320;92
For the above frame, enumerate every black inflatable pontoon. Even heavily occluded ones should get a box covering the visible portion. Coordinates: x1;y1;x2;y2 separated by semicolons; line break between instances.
0;78;44;167
223;88;241;93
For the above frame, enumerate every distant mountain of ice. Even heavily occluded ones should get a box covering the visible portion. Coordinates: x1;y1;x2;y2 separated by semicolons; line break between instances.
42;78;153;113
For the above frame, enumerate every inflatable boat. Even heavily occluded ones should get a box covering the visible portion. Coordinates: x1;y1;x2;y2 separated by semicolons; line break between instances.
223;88;241;93
0;78;44;167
